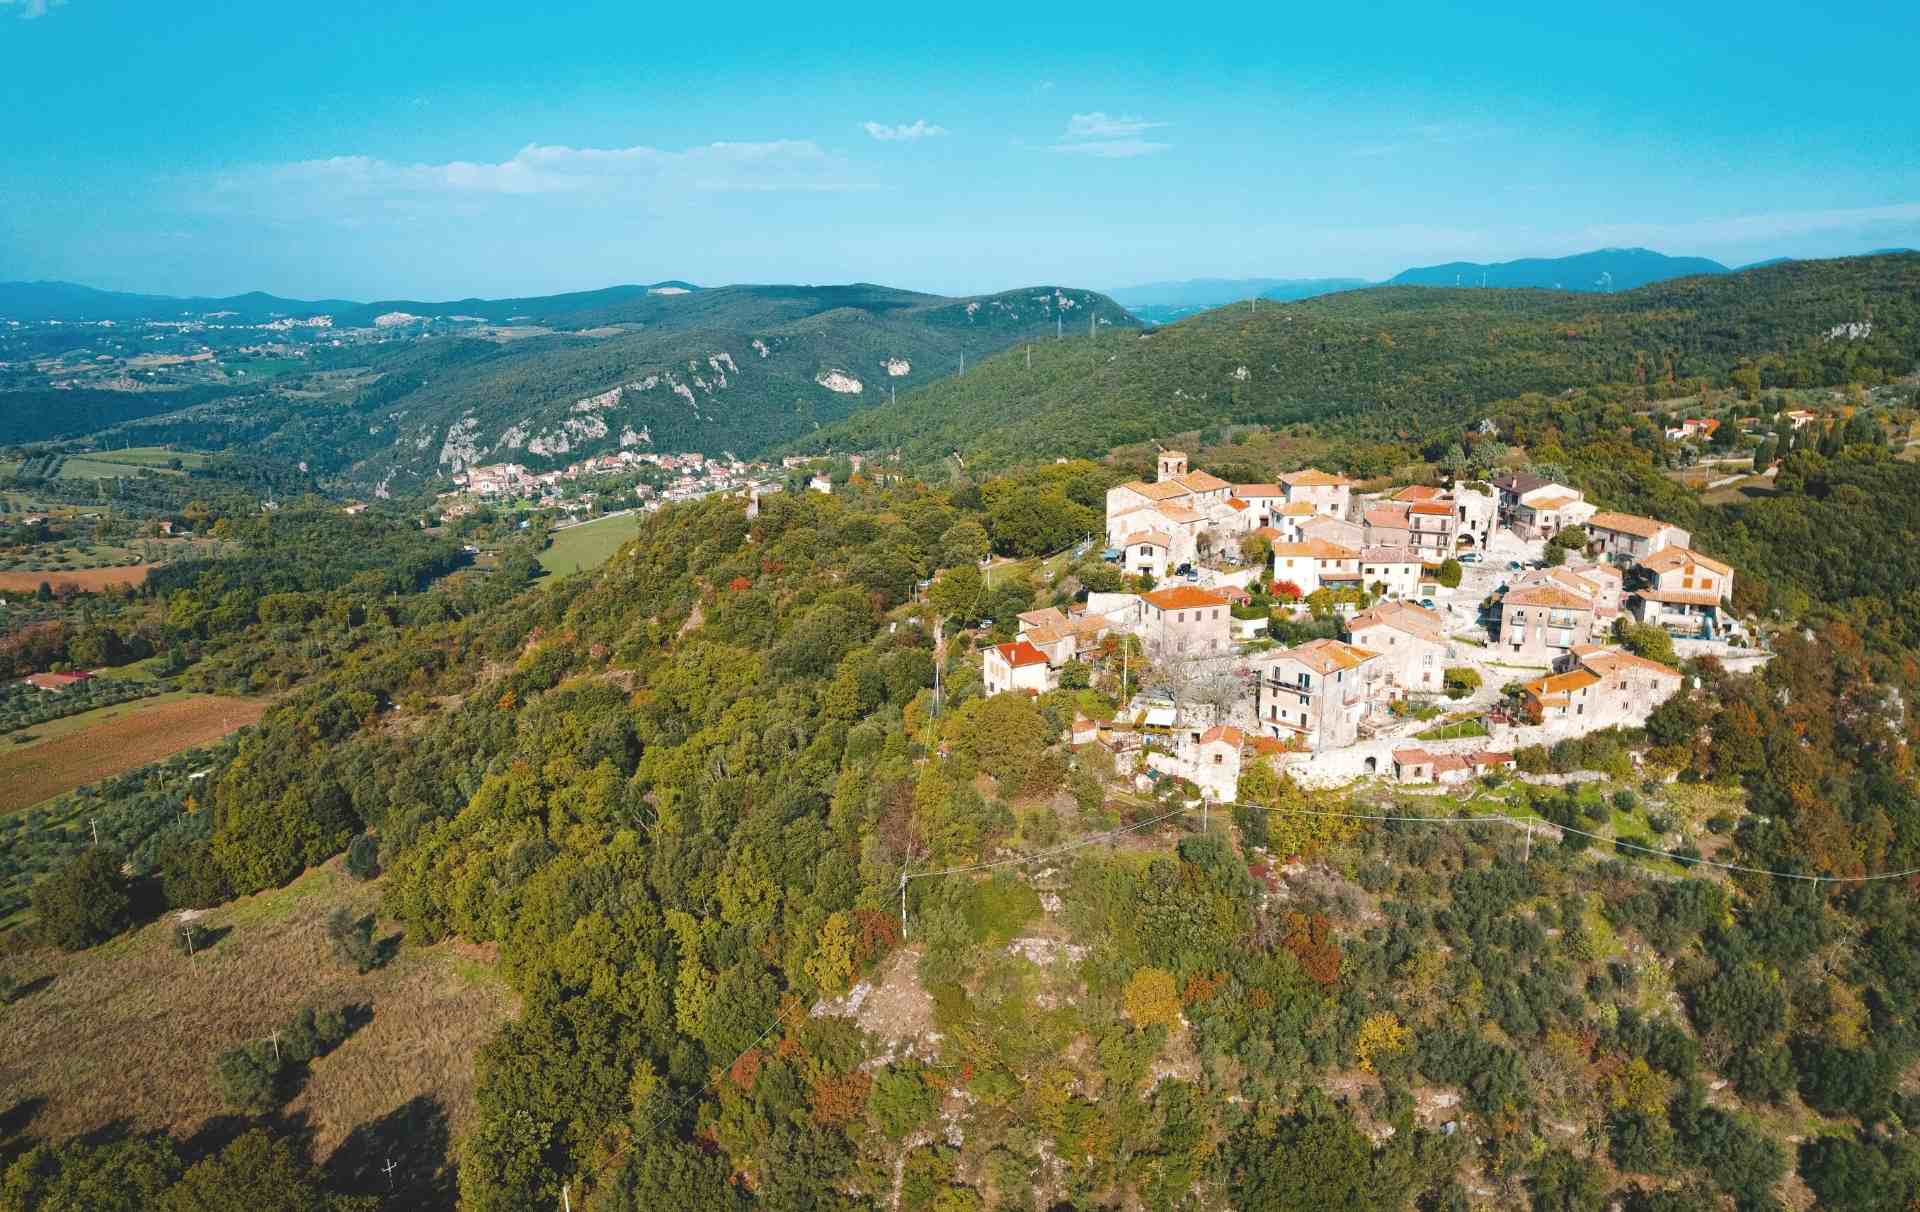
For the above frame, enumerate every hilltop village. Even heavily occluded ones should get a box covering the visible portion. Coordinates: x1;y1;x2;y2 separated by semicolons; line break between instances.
970;449;1750;801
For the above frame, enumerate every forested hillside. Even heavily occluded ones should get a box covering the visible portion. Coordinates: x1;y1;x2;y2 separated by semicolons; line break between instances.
99;284;1136;488
797;252;1920;470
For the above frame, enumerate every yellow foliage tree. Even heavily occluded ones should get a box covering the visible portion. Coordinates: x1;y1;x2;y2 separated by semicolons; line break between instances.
1352;1011;1411;1074
805;911;858;996
1123;967;1181;1028
1238;763;1359;859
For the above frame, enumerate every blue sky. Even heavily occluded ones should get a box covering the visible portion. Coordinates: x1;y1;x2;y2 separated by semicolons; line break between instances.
2;0;1916;299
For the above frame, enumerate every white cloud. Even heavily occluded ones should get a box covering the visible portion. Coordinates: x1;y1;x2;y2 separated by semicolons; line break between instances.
1065;112;1165;139
1052;138;1169;158
862;119;948;142
202;139;880;218
2;0;67;18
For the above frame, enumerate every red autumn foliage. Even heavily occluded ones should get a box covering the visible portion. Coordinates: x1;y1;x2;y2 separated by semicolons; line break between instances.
808;1069;873;1127
728;576;753;591
1282;911;1342;986
852;909;901;961
1270;580;1304;602
729;1047;764;1091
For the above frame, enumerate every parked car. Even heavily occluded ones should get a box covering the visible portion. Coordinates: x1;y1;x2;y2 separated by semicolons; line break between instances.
1459;552;1481;564
1419;598;1436;609
1507;560;1523;570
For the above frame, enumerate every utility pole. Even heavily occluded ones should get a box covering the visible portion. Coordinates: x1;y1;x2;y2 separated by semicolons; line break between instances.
1523;817;1533;863
1026;344;1031;370
382;1159;398;1191
269;1031;280;1063
181;924;195;958
90;819;99;846
1056;314;1062;339
562;1182;571;1212
959;353;965;375
899;871;908;938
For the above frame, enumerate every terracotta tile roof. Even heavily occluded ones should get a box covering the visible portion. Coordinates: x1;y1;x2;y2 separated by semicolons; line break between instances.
1270;539;1359;560
1142;585;1231;610
1250;526;1284;540
1392;747;1433;764
1523;494;1580;510
1504;585;1594;610
1349;601;1446;643
1279;501;1318;517
24;671;91;690
991;640;1051;668
1121;530;1172;548
1587;511;1677;539
1233;483;1285;497
1225;496;1250;511
1019;607;1069;630
1392;485;1446;501
1408;500;1453;516
1469;750;1514;767
1200;724;1244;746
1639;546;1732;577
1279;468;1351;488
1120;479;1193;501
1277;637;1377;674
1173;470;1232;492
1359;545;1423;564
1579;648;1683;679
1150;502;1206;524
1636;588;1725;607
1524;668;1602;699
1364;505;1411;527
1431;753;1471;774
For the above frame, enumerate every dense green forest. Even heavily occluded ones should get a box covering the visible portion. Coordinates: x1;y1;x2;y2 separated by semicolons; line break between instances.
796;253;1920;470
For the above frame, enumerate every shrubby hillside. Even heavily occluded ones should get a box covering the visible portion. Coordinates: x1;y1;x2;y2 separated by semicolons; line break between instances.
798;252;1920;470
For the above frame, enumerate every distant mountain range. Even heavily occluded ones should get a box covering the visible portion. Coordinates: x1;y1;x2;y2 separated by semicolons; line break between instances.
1387;247;1730;291
1109;246;1920;322
0;279;707;327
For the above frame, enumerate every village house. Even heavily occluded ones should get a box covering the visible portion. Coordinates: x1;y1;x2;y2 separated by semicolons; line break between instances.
1406;499;1456;554
1138;585;1233;657
983;639;1057;698
1356;546;1429;601
1192;725;1244;801
1585;512;1690;564
1498;584;1598;664
1298;514;1365;549
22;671;92;692
1782;408;1818;429
1390;747;1513;785
1362;503;1413;547
1492;474;1594;538
1520;647;1683;729
1278;468;1353;518
1510;562;1623;621
1630;546;1735;638
1665;417;1720;441
1232;484;1289;530
1255;638;1381;749
1270;539;1361;595
1345;600;1448;695
1017;607;1114;665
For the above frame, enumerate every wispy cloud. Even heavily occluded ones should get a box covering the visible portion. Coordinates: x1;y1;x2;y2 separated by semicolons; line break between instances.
1065;112;1165;138
1052;138;1169;158
862;119;948;142
2;0;66;18
1051;112;1170;157
201;139;880;217
1347;119;1502;160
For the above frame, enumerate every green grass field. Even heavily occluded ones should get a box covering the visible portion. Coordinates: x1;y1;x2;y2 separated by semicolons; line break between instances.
537;511;645;576
79;446;211;469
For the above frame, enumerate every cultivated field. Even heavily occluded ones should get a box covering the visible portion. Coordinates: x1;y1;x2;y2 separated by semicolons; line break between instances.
0;563;154;592
0;692;267;813
538;510;645;576
0;861;517;1203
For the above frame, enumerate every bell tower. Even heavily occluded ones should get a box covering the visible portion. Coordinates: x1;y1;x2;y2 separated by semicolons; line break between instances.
1157;450;1188;481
